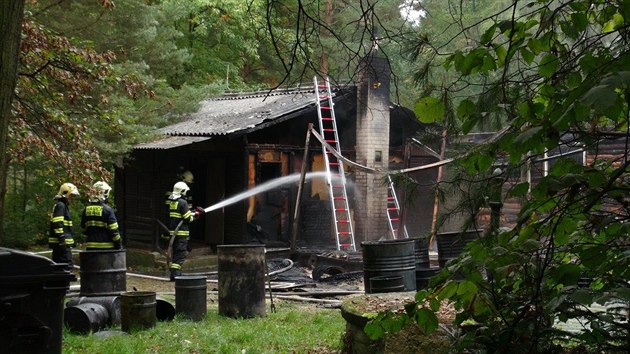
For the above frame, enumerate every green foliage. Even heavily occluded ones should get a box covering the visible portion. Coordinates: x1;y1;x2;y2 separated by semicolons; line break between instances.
414;96;445;123
3;0;289;247
366;0;630;352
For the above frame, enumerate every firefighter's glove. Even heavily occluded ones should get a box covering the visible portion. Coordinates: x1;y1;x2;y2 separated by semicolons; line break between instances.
113;242;122;250
193;206;204;220
58;236;66;247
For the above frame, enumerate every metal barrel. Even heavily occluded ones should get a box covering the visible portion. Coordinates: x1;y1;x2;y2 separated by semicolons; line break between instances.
436;230;480;265
64;303;109;334
66;296;121;325
120;291;156;333
369;275;405;293
156;297;176;322
175;276;207;321
416;267;440;290
361;239;416;294
411;237;430;269
79;250;126;296
218;244;266;319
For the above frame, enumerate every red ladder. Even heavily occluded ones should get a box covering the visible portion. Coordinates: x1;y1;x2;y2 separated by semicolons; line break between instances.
386;175;408;239
314;76;356;251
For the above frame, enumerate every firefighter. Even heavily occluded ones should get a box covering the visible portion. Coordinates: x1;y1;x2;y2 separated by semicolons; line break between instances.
161;170;194;248
81;181;122;250
180;170;194;185
167;181;203;281
49;182;80;270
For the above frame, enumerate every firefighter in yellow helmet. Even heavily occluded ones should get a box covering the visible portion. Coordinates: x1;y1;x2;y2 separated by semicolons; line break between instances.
167;181;203;281
81;181;122;250
49;182;79;270
180;170;194;184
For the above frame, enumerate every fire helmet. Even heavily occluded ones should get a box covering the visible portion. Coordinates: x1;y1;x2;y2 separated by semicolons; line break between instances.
55;182;80;199
170;181;190;199
180;170;194;184
93;181;112;201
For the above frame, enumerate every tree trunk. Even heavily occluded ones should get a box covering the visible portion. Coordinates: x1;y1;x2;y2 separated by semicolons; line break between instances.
0;0;26;243
318;0;333;76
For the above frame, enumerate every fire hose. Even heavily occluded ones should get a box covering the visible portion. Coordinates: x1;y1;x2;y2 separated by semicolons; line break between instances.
155;218;184;275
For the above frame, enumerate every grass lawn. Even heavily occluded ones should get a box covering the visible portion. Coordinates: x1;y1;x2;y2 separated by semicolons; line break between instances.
63;301;345;353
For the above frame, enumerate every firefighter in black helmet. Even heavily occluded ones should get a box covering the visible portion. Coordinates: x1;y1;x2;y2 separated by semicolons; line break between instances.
81;181;122;250
49;182;79;270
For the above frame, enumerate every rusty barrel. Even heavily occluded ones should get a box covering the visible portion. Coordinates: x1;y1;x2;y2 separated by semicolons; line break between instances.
361;239;416;294
64;303;109;334
218;244;266;318
79;250;126;296
175;276;207;321
66;296;121;325
120;291;156;333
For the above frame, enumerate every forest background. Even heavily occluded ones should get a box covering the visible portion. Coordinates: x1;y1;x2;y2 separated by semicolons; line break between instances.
1;0;433;247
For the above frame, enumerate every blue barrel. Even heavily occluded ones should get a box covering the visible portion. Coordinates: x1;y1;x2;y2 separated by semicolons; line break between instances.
361;239;416;293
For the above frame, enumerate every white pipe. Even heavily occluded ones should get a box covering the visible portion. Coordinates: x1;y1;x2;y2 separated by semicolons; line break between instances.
269;259;294;276
29;249;81;255
126;272;171;282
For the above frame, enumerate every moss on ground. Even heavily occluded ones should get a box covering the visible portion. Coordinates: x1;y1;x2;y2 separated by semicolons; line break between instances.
341;293;454;354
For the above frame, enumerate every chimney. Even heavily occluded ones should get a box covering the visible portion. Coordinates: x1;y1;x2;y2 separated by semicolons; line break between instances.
354;47;391;242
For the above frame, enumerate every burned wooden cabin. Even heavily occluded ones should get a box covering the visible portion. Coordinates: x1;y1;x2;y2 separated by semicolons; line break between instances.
115;55;439;251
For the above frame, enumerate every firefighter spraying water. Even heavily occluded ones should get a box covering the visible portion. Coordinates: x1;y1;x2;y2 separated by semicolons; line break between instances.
165;181;203;281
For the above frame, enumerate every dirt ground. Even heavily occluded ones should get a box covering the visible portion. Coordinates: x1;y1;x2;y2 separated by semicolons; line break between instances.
105;259;364;306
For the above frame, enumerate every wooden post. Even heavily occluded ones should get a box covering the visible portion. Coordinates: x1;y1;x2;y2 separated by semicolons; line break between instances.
291;124;313;251
428;129;447;254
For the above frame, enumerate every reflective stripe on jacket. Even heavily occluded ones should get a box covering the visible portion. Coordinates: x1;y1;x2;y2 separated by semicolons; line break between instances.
81;201;121;249
49;199;74;247
168;197;194;237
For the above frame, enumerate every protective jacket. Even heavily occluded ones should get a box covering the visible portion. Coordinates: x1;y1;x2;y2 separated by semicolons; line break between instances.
164;190;192;207
49;198;75;248
167;197;194;237
81;201;121;249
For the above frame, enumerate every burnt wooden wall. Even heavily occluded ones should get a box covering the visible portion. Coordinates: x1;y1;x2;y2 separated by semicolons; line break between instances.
398;142;440;238
218;150;248;245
